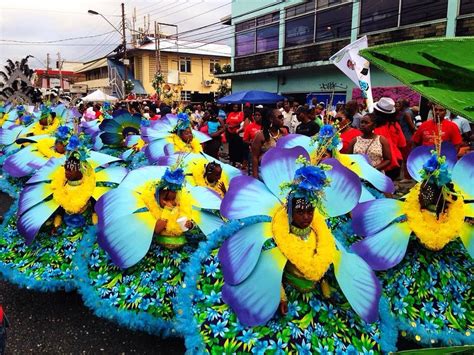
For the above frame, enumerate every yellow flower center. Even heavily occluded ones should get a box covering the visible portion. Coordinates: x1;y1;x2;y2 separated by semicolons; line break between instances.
32;117;60;136
166;134;202;154
187;158;227;197
35;137;64;159
139;182;192;236
271;206;337;282
51;163;96;214
403;183;465;250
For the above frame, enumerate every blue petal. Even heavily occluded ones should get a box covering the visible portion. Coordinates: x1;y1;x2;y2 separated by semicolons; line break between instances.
95;187;146;229
141;125;171;142
100;132;123;146
192;129;211;143
187;186;222;210
144;139;168;163
0;126;23;145
27;157;65;184
95;166;128;184
352;199;404;236
459;222;474;259
221;175;280;219
407;143;457;181
18;199;59;244
359;185;376;203
120;148;134;161
18;182;53;215
191;207;225;236
124;134;141;147
452;152;474;200
261;146;310;201
276;134;315;155
3;145;38;177
333;240;382;323
222;248;286;326
351;222;411;270
98;117;121;132
219;222;272;285
119;166;167;191
88;151;121;170
97;211;156;269
322;158;362;217
342;154;395;193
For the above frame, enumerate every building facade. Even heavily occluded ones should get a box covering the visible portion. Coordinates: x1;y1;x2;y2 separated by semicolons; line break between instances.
127;39;231;102
220;0;474;105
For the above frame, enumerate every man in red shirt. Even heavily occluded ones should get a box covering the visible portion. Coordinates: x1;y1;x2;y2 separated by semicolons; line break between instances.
412;104;462;149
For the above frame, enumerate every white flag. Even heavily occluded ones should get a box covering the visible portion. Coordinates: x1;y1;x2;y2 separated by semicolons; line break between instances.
329;36;373;112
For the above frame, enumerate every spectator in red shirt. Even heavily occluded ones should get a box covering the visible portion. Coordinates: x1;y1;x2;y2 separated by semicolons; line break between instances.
243;110;263;145
333;109;362;154
225;104;244;167
373;97;406;180
0;305;8;354
412;104;462;150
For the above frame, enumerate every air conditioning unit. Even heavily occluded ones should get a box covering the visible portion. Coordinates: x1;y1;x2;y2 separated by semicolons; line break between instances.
203;79;212;87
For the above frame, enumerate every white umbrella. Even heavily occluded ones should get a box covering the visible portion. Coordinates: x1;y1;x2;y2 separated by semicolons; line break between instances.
82;89;118;103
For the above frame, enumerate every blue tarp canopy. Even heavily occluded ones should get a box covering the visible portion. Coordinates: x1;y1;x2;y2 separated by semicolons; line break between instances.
217;90;286;104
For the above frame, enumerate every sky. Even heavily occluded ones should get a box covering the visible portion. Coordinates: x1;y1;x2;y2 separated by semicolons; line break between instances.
0;0;232;69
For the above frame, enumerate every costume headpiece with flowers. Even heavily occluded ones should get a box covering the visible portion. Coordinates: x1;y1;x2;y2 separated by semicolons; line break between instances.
173;112;192;133
157;167;185;192
55;125;71;143
16;105;25;114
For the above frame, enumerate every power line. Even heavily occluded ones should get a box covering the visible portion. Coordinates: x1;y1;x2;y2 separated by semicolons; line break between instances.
173;1;232;24
1;7;121;17
0;30;117;44
72;21;123;61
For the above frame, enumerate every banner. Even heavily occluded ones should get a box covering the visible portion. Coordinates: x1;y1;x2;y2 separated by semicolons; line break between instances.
329;36;373;112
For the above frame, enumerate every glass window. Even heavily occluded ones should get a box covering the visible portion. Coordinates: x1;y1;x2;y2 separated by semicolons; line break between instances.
209;59;219;73
360;0;399;33
181;90;191;101
460;0;474;15
235;19;255;32
286;1;315;18
285;14;315;47
257;12;279;26
317;0;350;9
179;57;191;73
236;31;255;56
400;0;448;26
316;3;352;41
257;24;279;52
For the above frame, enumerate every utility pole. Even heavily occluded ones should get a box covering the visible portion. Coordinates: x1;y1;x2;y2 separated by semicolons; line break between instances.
121;3;128;84
57;52;63;92
154;22;161;74
46;53;50;89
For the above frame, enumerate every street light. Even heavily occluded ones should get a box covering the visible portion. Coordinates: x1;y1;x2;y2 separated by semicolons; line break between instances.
88;4;128;97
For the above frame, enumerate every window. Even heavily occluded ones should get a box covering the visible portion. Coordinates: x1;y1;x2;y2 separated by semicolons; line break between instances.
235;11;279;57
257;24;279;52
316;3;352;41
286;1;315;18
236;31;255;56
317;0;350;9
179;57;191;73
360;0;399;33
400;0;448;26
459;0;474;15
181;90;191;101
285;14;315;47
210;59;220;73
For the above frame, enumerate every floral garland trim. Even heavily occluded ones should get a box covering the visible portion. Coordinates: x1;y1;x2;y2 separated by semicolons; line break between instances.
72;226;179;337
403;183;464;250
174;215;272;354
272;206;336;282
0;200;76;292
51;164;96;214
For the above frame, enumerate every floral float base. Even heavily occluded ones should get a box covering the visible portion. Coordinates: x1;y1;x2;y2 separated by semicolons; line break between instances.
73;227;205;336
0;202;85;291
382;240;474;347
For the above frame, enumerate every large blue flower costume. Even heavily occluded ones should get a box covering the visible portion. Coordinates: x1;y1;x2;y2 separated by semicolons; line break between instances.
218;146;381;326
351;143;473;347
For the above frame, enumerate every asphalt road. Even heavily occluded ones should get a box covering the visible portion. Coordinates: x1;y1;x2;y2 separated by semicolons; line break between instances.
0;192;185;354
